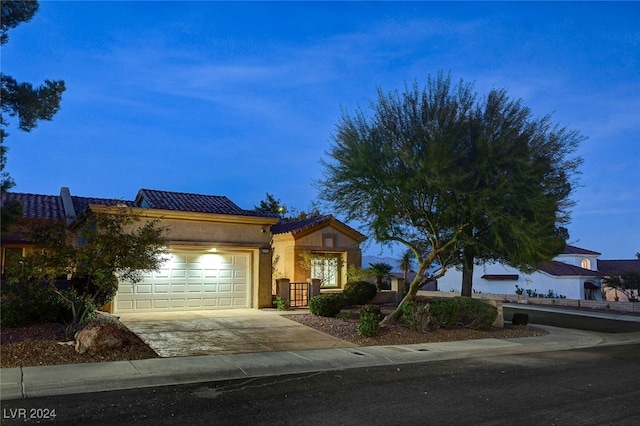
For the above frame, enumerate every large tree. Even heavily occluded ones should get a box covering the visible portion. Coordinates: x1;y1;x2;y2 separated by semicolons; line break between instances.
1;0;66;230
448;88;582;297
318;72;583;325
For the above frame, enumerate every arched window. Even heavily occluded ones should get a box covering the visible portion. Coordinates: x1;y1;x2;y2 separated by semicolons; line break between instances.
581;258;591;270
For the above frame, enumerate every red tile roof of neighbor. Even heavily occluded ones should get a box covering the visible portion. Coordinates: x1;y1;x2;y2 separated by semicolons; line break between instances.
562;244;601;256
598;259;640;275
134;189;278;218
537;260;601;277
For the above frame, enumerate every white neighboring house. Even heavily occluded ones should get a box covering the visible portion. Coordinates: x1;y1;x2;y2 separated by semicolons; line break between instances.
436;245;605;300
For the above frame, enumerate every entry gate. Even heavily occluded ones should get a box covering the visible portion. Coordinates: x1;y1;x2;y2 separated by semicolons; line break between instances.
289;282;311;307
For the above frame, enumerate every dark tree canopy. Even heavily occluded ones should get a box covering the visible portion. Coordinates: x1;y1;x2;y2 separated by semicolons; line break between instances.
319;72;583;323
1;0;65;230
0;0;38;45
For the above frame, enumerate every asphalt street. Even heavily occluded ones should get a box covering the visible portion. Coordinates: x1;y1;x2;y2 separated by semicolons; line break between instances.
2;343;639;426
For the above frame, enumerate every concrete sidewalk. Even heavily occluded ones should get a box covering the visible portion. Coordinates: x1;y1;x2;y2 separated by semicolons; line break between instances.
3;325;640;401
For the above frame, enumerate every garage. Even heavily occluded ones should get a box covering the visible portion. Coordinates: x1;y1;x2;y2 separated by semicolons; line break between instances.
114;251;250;313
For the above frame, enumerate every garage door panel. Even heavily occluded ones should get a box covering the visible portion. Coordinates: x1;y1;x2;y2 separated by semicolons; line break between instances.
115;252;249;312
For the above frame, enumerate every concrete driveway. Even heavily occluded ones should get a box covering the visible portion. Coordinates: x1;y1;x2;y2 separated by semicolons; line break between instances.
118;309;355;357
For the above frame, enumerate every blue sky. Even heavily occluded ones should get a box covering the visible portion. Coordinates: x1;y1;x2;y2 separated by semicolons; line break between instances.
3;1;639;260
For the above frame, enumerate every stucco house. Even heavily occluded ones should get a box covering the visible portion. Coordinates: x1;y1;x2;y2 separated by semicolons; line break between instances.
1;187;366;313
436;245;637;301
270;215;366;289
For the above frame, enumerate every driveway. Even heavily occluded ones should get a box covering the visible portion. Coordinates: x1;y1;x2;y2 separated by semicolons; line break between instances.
118;309;355;357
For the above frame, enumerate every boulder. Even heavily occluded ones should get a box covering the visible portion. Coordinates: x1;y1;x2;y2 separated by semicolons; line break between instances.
74;323;131;355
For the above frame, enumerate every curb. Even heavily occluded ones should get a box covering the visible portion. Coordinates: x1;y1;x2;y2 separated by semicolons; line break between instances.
3;326;640;401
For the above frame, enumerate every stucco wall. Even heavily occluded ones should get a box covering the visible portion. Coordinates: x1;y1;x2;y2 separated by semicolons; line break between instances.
437;262;597;301
271;223;363;288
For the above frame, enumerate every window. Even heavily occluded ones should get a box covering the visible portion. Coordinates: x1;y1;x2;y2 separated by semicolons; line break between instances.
322;235;335;248
311;255;340;288
581;258;591;270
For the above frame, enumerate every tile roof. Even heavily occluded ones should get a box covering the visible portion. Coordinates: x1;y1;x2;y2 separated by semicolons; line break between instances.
71;195;134;214
135;189;278;218
1;192;66;220
537;260;601;277
562;245;601;256
270;215;333;235
598;260;640;276
1;192;138;222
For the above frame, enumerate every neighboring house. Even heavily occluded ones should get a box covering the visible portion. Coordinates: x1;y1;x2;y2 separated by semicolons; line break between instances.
1;187;367;313
598;259;640;302
436;245;615;300
270;215;366;290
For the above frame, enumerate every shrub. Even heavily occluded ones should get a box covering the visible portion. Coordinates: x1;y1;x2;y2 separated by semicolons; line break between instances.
335;310;353;321
402;298;497;331
343;280;377;306
0;284;72;327
0;297;29;327
273;295;290;311
401;301;431;332
357;304;381;337
428;299;460;328
456;297;497;330
309;293;344;317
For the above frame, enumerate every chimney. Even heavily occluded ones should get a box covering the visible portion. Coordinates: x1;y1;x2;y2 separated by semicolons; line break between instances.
60;187;77;223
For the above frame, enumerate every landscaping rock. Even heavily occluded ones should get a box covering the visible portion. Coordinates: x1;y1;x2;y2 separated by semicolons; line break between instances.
74;323;132;355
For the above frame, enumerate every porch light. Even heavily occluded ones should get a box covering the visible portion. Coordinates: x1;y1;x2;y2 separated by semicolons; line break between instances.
208;248;217;252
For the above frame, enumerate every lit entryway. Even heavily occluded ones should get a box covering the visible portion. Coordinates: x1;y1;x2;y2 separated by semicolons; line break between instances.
114;251;249;313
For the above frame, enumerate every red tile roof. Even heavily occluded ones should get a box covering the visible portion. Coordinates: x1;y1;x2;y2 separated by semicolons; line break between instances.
270;215;333;235
1;192;65;220
1;192;135;221
537;260;601;277
598;260;640;276
135;189;277;218
562;245;601;256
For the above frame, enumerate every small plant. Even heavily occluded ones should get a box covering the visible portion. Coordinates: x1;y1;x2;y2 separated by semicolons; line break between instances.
343;280;377;306
357;304;381;337
605;304;610;311
335;310;352;321
515;285;524;296
273;296;290;311
309;293;344;317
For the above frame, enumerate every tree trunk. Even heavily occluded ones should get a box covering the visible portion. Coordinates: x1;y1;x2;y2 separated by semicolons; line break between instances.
380;260;430;327
460;247;475;297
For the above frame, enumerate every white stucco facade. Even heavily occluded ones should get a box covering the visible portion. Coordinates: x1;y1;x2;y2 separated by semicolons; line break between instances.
436;246;603;300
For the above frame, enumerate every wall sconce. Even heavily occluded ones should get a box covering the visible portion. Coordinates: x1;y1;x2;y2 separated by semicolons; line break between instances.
261;248;271;254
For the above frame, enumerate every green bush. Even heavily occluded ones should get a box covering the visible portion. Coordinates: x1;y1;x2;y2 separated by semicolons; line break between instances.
357;304;381;337
0;297;29;327
401;300;432;332
456;297;498;330
402;298;497;331
428;299;460;328
0;284;72;327
309;293;344;317
343;280;377;306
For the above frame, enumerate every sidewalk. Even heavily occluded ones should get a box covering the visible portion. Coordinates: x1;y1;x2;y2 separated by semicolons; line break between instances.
3;325;640;401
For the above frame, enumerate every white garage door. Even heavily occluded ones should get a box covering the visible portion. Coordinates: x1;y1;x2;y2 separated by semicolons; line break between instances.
114;252;249;313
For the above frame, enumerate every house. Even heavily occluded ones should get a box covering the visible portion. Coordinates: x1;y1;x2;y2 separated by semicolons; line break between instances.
598;259;640;302
435;245;631;301
1;187;366;313
270;214;366;290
